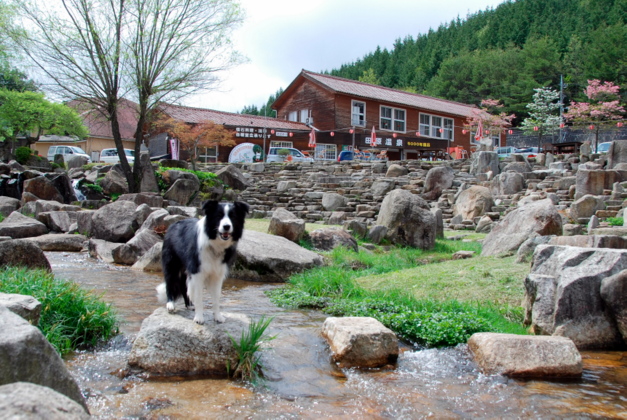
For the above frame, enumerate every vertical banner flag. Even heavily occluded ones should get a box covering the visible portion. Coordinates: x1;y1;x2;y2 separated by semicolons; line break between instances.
370;125;377;147
170;138;179;160
474;120;483;142
308;127;316;148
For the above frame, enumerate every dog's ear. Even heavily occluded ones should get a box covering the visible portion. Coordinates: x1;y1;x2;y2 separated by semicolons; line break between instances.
234;201;250;215
202;200;219;216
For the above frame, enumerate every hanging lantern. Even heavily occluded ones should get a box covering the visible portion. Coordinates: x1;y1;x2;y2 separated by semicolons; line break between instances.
438;128;443;134
270;129;275;135
462;129;468;135
533;126;539;131
289;132;293;137
559;123;565;128
485;130;490;135
416;131;421;137
618;122;624;128
349;128;354;134
330;131;335;137
589;125;595;130
508;129;513;135
393;133;397;138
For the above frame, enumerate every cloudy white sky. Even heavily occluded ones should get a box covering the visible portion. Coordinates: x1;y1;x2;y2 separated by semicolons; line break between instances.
184;0;508;113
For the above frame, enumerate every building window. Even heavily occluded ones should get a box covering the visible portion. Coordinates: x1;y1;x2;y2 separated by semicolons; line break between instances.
198;146;218;163
314;144;337;160
288;111;298;122
419;113;454;140
352;101;365;126
270;141;293;148
380;106;406;132
300;109;309;123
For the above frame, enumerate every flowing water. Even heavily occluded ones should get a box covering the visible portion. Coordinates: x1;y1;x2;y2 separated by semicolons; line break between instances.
48;251;627;419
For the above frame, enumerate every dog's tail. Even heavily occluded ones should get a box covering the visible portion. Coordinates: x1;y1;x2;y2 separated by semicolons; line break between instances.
156;283;167;303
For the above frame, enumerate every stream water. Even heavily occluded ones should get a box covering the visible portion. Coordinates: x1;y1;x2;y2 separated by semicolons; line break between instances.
48;251;627;419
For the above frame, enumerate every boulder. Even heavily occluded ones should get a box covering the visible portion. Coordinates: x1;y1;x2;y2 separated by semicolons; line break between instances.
118;192;164;208
268;208;305;243
569;194;605;221
575;168;618;200
600;270;627;343
367;225;387;244
385;164;408;177
422;166;454;201
166;206;199;219
127;307;249;377
607;140;627;169
25;233;88;252
99;169;129;195
132;242;163;272
232;230;324;282
453;186;493;221
37;210;80;232
277;180;297;192
0;382;89;420
22;176;64;203
310;227;358;252
0;293;41;325
523;245;627;349
470;151;499;176
481;199;562;257
88;238;123;263
0;211;48;238
91;200;143;242
493;171;525;195
468;333;582;378
48;173;78;204
163;178;200;205
502;161;532;174
344;219;368;239
112;228;162;265
515;235;554;263
475;215;494;234
548;235;627;249
0;196;20;217
377;189;436;249
370;179;396;197
321;317;399;368
139;152;160;193
431;207;444;239
321;192;347;211
215;164;250;191
0;239;51;270
0;306;87;409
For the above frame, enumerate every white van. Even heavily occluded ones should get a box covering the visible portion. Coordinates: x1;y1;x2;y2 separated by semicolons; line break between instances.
47;145;92;163
266;147;313;163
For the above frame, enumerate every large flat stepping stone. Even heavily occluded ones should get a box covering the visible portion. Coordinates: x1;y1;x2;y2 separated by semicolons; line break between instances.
322;316;398;368
468;333;582;378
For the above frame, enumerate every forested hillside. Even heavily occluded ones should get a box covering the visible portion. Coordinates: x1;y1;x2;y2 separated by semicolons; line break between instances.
244;0;626;122
329;0;626;119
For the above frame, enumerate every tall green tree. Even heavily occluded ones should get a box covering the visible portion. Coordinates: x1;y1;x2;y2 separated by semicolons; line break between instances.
520;87;562;150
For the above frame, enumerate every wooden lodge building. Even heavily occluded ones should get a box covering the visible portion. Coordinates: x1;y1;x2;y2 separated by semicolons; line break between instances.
154;70;492;163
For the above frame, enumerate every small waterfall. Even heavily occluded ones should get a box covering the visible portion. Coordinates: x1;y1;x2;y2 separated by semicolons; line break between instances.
72;179;86;201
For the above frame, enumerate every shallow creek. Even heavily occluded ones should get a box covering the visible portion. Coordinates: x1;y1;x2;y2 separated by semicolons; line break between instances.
48;251;627;419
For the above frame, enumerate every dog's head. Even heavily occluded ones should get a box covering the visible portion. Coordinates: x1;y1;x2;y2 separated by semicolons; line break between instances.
202;201;249;242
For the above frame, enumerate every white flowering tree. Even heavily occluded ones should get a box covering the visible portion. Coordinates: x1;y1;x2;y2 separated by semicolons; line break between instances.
521;87;561;151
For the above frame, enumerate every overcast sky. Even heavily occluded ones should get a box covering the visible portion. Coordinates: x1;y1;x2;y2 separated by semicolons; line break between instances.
183;0;508;113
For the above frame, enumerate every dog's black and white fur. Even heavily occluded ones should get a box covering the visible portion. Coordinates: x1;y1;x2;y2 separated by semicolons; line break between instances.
156;200;249;324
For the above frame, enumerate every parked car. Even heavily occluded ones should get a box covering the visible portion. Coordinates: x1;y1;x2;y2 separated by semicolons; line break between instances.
596;142;612;154
99;148;135;164
337;150;354;161
266;147;313;163
514;147;542;158
496;146;515;158
47;145;91;163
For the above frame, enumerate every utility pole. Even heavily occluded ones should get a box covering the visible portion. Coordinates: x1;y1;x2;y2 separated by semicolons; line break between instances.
559;74;565;143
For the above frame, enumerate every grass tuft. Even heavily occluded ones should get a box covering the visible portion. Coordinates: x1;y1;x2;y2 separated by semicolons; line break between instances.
227;316;276;383
0;266;118;355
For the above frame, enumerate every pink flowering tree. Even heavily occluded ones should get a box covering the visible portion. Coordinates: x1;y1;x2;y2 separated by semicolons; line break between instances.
465;99;515;149
563;80;626;151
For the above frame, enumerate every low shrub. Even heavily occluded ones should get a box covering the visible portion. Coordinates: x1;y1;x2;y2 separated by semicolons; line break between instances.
0;266;118;355
15;146;33;165
607;217;624;227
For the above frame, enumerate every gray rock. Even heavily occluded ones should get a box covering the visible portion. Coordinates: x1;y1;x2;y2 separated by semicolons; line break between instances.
377;189;436;249
481;199;562;257
277;180;297;192
453;186;493;221
25;233;88;252
515;235;554;263
233;230;324;282
88;238;123;263
575;168;618;200
385;164;408;177
493;171;525;195
91;200;143;242
570;194;605;221
524;245;627;349
118;192;164;208
607;140;627;169
468;333;582;378
0;211;48;238
367;225;388;244
132;242;163;272
502;161;532;174
431;207;444;239
22;176;64;203
113;228;162;265
310;227;358;252
0;293;41;325
215;164;250;191
0;196;20;217
166;206;199;218
0;239;51;270
163;178;200;205
600;270;627;343
321;192;347;211
475;215;494;234
0;382;89;419
470;151;499;176
322;317;398;368
139;152;160;193
422;166;454;200
562;223;584;236
128;307;249;377
100;169;129;195
371;179;396;197
343;220;368;239
268;208;305;242
37;210;80;232
0;306;87;409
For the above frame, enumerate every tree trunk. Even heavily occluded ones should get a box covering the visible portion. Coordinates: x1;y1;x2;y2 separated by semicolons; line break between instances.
109;105;137;192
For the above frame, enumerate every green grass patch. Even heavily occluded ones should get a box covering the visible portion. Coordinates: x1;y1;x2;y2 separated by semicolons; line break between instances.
607;217;623;227
0;266;119;356
267;240;529;348
227;316;276;383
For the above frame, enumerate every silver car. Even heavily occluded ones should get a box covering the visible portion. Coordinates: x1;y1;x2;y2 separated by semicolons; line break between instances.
266;147;313;163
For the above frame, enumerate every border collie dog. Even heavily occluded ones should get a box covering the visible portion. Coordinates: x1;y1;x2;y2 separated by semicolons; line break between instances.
157;201;249;324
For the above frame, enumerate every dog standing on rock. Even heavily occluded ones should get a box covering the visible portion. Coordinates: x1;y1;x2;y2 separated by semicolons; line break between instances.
156;200;249;324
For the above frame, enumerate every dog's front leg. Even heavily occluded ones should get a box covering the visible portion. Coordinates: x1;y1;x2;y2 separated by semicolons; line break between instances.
187;274;205;324
208;274;226;323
